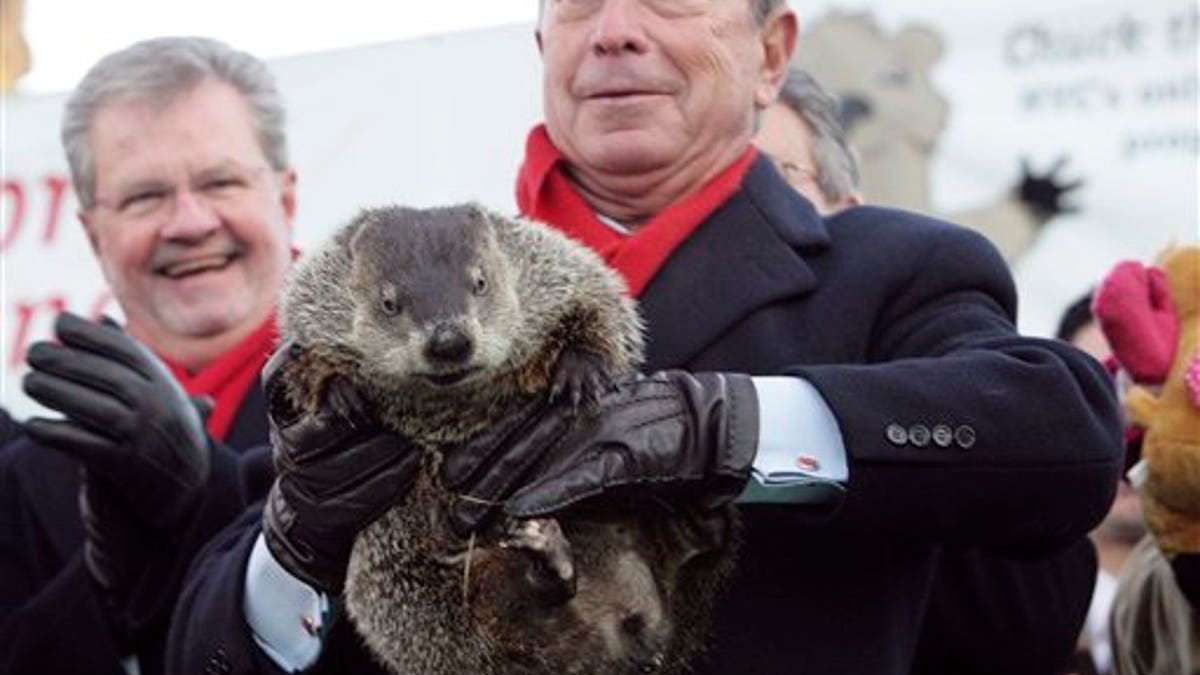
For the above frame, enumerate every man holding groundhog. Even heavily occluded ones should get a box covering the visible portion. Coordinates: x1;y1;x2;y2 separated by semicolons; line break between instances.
169;1;1123;674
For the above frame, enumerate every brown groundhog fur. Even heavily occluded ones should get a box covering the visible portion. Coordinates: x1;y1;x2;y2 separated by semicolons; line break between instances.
277;203;738;675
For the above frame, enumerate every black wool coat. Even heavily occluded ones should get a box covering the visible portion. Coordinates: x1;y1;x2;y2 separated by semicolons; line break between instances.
0;385;269;675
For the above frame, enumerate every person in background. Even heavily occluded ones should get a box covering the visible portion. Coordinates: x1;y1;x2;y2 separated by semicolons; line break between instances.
168;1;1124;673
1055;292;1146;675
0;36;296;675
754;67;863;214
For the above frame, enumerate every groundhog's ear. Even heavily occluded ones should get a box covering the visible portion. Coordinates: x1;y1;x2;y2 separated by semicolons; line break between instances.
347;214;378;261
464;202;490;225
466;204;500;237
895;24;943;68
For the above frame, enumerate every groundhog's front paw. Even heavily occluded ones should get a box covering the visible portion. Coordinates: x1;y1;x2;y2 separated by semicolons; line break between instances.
501;517;576;607
550;348;611;412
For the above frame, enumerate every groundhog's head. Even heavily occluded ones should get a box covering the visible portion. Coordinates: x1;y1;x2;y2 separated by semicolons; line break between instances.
345;204;522;389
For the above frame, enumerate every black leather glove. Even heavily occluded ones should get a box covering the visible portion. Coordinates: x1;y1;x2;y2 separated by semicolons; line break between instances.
443;370;759;535
261;342;421;593
22;311;212;642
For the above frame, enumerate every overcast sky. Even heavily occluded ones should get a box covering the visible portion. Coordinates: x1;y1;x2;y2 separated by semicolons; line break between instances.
19;0;540;94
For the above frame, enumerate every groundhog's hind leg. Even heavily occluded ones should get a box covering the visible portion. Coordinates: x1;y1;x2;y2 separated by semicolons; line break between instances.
500;517;577;607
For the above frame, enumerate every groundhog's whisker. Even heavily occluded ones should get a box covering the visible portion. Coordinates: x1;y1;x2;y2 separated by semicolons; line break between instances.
455;493;504;507
461;531;477;606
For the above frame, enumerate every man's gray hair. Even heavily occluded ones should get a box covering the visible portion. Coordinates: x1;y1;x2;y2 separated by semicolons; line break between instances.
750;0;787;25
62;36;288;208
538;0;786;26
775;68;861;204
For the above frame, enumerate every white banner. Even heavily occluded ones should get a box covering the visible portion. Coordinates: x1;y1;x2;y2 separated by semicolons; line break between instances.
2;4;1197;419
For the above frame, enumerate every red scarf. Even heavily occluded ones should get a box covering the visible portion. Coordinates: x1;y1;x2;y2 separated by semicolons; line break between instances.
162;317;278;441
516;124;757;297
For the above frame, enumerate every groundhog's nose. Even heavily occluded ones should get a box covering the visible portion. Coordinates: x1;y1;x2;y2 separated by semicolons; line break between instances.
622;614;664;673
425;324;473;364
633;652;663;673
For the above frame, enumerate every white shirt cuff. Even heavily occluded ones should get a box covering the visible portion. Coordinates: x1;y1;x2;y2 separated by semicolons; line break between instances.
740;376;848;504
243;534;328;672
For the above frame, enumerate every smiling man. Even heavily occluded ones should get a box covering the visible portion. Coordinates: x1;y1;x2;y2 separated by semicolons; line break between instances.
81;75;294;372
1;37;294;675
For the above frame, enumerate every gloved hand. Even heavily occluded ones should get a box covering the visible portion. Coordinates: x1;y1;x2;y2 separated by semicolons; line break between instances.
261;342;421;593
1093;260;1179;384
22;311;212;642
443;370;759;536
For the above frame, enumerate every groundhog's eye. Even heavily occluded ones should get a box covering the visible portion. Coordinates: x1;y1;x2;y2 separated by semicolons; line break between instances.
380;297;400;316
473;272;489;296
878;65;911;88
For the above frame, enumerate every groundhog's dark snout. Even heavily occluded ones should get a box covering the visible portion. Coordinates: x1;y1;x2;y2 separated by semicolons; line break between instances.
632;650;664;673
622;613;665;673
425;324;474;364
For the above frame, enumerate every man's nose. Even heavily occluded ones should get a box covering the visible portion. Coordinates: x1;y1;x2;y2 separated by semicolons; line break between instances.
161;188;220;240
592;0;649;56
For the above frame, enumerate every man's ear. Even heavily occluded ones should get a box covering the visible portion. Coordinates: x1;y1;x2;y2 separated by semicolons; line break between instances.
835;192;865;212
754;8;799;110
278;168;298;230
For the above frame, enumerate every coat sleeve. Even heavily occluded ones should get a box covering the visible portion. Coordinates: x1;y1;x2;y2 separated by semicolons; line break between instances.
790;223;1124;553
0;440;126;675
0;553;128;675
167;447;389;675
0;438;249;675
909;539;1097;675
166;502;292;675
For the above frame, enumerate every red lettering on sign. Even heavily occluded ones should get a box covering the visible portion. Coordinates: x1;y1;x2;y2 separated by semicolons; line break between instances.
2;181;26;252
10;296;68;367
42;174;71;244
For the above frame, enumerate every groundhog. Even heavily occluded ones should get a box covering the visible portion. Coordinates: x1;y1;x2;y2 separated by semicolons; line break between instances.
277;203;738;675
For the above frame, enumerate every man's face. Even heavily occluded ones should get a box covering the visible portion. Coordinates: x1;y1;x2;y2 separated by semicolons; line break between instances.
756;102;830;211
755;101;862;215
539;0;792;179
81;78;295;354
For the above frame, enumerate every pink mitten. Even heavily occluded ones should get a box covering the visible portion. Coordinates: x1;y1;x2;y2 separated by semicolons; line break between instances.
1093;260;1179;384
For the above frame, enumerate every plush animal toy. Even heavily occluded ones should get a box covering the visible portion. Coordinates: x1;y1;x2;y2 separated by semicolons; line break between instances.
1095;245;1200;556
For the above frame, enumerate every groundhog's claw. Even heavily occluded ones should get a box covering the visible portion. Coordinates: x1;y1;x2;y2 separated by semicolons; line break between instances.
501;517;577;607
550;348;611;412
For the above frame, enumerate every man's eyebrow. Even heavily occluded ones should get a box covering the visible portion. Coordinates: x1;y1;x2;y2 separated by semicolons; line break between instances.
106;177;172;200
193;161;265;182
196;160;245;175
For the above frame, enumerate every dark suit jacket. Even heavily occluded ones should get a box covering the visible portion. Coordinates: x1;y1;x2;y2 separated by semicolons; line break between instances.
169;158;1123;675
910;540;1098;675
0;385;269;675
